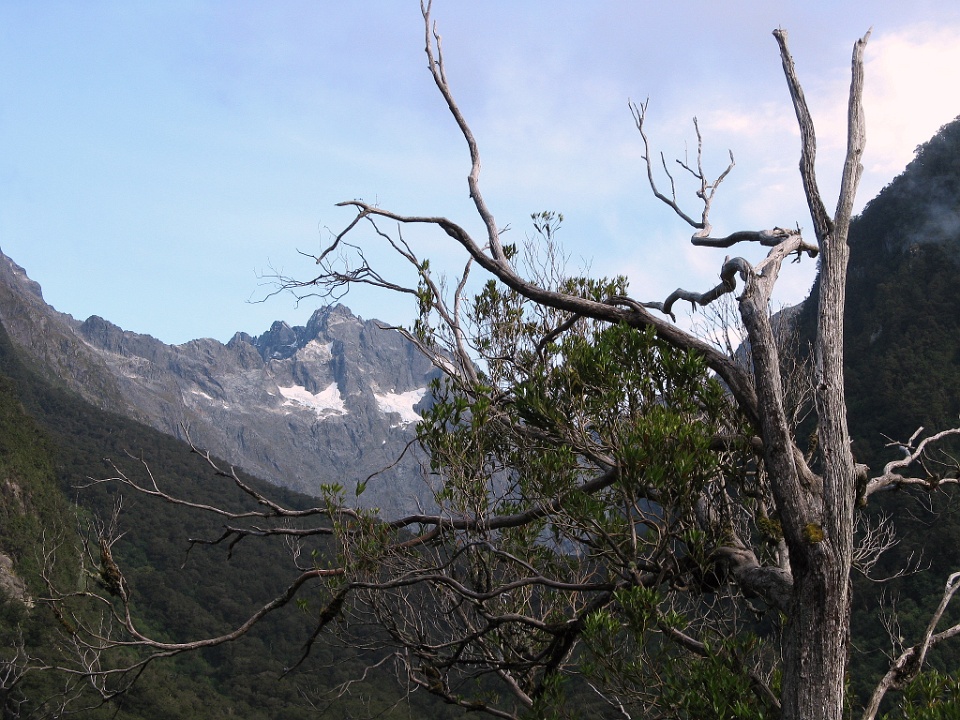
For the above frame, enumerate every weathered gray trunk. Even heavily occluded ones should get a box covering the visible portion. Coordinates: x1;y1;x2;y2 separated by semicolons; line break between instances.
740;278;850;720
775;229;855;719
739;236;854;720
780;552;850;719
764;27;866;718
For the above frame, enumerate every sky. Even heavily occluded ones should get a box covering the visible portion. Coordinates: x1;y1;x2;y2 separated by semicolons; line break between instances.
2;2;959;345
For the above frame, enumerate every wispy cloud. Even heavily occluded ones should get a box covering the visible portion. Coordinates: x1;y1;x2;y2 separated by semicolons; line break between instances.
862;25;960;177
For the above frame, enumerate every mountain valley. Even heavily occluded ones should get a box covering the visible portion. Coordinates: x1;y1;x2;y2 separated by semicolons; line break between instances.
0;256;437;516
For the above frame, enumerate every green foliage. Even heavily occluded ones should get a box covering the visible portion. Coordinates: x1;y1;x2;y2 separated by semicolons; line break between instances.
406;252;774;716
658;637;772;720
882;671;960;720
531;210;564;242
582;590;775;719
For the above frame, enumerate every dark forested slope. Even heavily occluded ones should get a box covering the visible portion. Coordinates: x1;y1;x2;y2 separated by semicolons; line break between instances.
0;319;455;719
800;115;960;468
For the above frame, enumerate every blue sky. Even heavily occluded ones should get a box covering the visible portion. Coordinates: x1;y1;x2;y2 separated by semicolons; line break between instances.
2;2;959;344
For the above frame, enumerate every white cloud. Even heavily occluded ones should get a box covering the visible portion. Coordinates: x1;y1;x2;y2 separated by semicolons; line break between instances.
782;24;960;208
702;103;797;140
861;26;960;178
655;22;960;256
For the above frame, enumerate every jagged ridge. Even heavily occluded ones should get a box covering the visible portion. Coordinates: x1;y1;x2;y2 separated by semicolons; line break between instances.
0;253;438;517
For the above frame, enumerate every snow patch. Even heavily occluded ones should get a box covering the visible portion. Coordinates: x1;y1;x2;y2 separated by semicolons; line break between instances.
298;339;334;362
375;387;427;426
278;383;347;417
190;389;214;401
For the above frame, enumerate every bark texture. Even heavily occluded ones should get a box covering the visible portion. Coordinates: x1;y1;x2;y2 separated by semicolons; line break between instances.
770;27;868;720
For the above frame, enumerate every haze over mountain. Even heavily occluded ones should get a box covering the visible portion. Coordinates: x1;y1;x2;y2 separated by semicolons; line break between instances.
0;255;437;517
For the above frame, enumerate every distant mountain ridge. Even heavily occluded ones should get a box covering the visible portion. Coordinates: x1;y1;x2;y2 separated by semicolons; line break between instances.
0;252;437;516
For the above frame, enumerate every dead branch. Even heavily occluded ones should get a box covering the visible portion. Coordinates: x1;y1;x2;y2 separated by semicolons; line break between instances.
864;427;960;497
862;571;960;720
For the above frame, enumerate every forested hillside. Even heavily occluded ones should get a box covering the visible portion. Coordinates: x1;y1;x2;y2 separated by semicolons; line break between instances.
800;116;960;467
797;117;960;706
0;319;455;719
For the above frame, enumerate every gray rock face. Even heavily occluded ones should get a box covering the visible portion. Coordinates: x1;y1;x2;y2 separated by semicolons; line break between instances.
0;551;32;607
0;249;438;517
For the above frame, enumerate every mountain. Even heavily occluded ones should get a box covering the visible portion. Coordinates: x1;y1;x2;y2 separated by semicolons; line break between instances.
797;115;960;468
0;313;460;720
0;253;438;517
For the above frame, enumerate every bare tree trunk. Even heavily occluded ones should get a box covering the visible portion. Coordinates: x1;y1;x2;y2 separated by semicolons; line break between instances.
780;558;849;718
738;257;849;720
781;225;856;720
771;27;867;720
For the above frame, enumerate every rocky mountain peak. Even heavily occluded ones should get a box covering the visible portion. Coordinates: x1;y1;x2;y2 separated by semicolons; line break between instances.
0;252;43;300
0;252;439;517
237;304;363;363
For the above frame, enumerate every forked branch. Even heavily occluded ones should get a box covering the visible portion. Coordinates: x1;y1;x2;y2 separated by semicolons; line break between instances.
862;571;960;720
864;427;960;497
